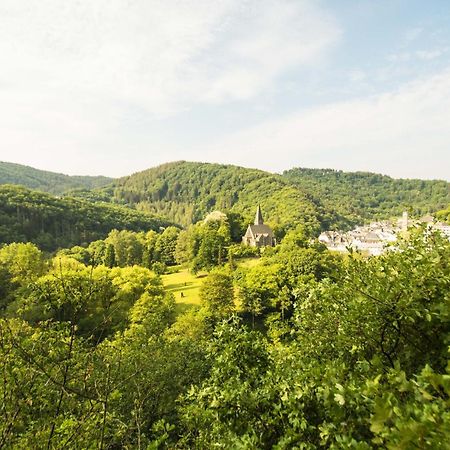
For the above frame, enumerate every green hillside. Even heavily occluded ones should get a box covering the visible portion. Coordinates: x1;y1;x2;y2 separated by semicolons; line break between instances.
283;167;450;224
112;161;449;233
0;185;172;251
0;161;113;194
2;161;448;238
112;161;327;234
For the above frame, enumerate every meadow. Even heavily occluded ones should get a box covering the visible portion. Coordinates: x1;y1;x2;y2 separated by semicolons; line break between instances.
161;257;261;312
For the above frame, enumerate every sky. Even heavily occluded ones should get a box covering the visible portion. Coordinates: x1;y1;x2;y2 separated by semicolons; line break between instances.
0;0;449;180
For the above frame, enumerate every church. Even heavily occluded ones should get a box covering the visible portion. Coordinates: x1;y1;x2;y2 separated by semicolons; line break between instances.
242;205;275;247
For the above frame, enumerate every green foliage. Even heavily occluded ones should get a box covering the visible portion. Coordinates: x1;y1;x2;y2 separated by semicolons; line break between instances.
0;242;45;284
0;160;113;194
0;265;17;312
0;318;111;448
237;262;282;324
200;271;235;317
235;235;336;324
228;243;260;259
12;263;165;342
105;229;145;267
152;261;167;275
0;288;206;448
435;204;450;223
108;161;449;236
1;217;448;448
284;167;450;228
177;231;450;448
3;161;448;242
0;185;172;251
112;161;323;234
193;218;231;271
292;229;450;375
56;227;182;273
154;226;180;266
57;245;92;265
179;319;271;448
174;212;232;271
103;242;115;267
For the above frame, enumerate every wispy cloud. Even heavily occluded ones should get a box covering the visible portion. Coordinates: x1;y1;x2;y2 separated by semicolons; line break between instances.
0;0;340;116
207;69;450;180
0;0;341;174
387;48;447;63
415;49;447;60
403;26;423;43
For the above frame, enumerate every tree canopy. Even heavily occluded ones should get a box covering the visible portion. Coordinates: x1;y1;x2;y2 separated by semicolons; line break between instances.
0;160;113;194
0;185;172;251
283;167;450;228
0;160;449;448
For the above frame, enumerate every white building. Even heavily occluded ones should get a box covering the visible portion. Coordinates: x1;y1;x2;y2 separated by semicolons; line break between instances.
318;211;449;256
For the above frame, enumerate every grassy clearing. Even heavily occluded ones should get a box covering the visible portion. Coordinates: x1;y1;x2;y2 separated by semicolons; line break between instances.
161;267;206;313
162;258;262;314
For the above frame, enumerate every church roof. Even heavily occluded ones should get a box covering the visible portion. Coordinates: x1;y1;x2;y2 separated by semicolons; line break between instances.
248;224;274;237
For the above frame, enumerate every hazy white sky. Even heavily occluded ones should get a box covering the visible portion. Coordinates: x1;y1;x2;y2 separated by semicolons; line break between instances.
0;0;449;179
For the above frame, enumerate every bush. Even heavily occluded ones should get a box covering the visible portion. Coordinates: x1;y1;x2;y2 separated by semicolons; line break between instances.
228;244;260;259
152;261;167;275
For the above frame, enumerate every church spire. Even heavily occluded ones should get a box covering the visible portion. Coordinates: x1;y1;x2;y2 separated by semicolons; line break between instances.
254;205;264;225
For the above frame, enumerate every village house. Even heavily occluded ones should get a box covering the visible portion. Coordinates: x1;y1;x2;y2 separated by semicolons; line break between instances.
319;211;450;256
242;205;275;247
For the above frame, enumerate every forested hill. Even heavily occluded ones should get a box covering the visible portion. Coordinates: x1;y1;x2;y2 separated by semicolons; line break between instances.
0;185;172;251
283;167;450;223
112;161;328;233
0;161;113;195
2;160;448;235
111;161;449;232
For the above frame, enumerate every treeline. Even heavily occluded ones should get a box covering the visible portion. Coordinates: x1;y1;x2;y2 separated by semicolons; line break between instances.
3;161;448;236
111;161;327;234
283;167;450;226
61;227;180;272
110;161;449;233
0;185;172;251
0;227;449;447
0;161;113;195
60;210;257;274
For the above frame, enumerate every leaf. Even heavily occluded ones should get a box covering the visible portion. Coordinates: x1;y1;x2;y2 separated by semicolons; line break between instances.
334;393;345;405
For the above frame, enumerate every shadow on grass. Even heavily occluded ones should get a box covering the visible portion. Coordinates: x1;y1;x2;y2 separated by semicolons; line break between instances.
174;302;198;315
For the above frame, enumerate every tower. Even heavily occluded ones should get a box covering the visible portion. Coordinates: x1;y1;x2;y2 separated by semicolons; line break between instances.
255;204;264;225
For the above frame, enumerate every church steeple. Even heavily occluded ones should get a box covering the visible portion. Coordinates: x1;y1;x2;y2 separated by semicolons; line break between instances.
254;205;264;225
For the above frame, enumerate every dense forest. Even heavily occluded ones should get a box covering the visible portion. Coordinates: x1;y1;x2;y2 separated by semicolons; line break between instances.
0;161;449;448
2;161;449;236
283;167;450;224
0;161;113;195
111;161;327;233
111;162;449;232
0;185;172;251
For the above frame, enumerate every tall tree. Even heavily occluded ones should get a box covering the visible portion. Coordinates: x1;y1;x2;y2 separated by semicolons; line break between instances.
199;271;234;318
